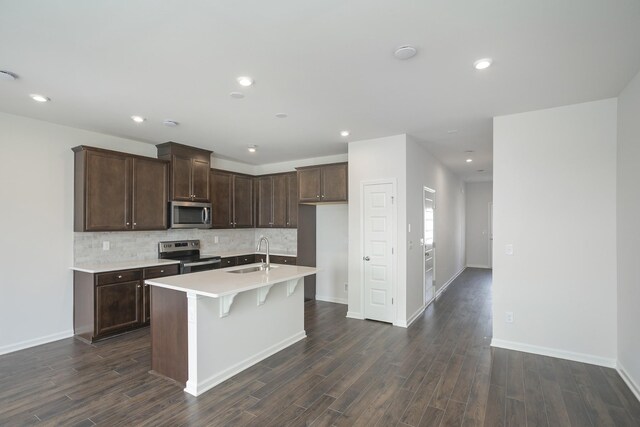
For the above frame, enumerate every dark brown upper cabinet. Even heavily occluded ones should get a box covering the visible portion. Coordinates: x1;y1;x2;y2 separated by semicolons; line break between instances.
210;169;254;228
156;142;212;202
256;172;297;228
297;162;348;204
73;146;168;232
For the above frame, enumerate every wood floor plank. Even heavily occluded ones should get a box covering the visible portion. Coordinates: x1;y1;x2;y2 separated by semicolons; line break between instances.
0;269;637;427
483;384;506;427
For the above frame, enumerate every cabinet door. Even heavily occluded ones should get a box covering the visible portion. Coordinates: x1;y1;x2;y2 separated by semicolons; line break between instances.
286;173;298;228
321;163;348;202
210;171;232;228
236;254;255;265
298;168;322;203
233;175;254;228
171;155;193;201
131;158;168;230
96;280;142;336
256;176;274;228
191;159;210;202
272;174;287;227
143;283;151;324
85;150;130;231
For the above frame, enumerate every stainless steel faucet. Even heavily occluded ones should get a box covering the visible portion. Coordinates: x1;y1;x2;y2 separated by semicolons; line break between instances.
256;236;270;270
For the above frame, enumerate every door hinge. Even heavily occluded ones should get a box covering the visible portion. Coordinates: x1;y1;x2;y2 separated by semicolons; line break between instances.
433;242;436;249
392;247;394;254
392;298;394;304
391;196;394;204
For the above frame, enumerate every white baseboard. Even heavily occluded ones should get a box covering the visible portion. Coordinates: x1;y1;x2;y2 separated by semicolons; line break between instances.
0;329;75;356
436;267;466;300
490;338;617;368
346;311;364;320
395;305;426;328
316;295;347;305
617;361;640;403
466;264;491;269
185;331;307;396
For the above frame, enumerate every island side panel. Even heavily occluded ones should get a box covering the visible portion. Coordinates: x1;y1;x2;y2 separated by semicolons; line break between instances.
192;279;305;395
151;286;188;385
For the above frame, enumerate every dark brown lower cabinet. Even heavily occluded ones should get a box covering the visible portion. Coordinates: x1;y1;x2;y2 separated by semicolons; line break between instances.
220;254;296;268
73;264;179;343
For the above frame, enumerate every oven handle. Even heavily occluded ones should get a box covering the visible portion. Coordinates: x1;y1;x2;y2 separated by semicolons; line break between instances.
183;259;220;268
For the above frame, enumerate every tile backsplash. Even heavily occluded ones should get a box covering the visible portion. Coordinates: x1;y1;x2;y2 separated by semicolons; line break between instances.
74;228;297;265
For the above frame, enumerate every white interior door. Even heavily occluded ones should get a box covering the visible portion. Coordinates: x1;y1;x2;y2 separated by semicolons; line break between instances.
424;188;435;305
363;182;394;323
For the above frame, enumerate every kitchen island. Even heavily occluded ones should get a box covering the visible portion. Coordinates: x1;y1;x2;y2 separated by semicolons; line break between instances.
145;263;317;396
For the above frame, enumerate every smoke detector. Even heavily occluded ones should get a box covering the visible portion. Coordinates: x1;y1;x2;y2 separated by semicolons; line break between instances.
394;46;417;60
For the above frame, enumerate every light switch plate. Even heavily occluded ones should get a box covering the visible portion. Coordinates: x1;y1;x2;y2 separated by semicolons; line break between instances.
102;241;110;251
505;244;514;255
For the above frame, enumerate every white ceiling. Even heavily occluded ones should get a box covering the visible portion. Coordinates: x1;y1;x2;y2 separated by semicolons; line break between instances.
1;1;639;181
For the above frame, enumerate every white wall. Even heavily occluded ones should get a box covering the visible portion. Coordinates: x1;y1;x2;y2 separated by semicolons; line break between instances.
316;205;349;304
347;134;466;327
0;112;157;354
617;69;640;393
465;182;493;268
493;98;618;366
406;137;466;324
348;135;407;322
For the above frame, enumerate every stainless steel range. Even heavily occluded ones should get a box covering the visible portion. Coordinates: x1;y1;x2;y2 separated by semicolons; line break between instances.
158;240;221;274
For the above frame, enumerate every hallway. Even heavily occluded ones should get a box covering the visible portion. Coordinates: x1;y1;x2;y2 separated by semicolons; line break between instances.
0;268;638;426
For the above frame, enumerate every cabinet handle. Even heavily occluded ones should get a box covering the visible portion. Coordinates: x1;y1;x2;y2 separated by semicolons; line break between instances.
126;222;130;226
133;222;137;226
117;275;122;279
316;195;320;198
322;195;325;198
137;284;141;288
160;269;164;273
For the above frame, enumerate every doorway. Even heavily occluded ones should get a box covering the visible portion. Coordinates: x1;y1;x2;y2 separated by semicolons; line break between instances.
424;187;436;306
488;202;493;268
362;181;395;323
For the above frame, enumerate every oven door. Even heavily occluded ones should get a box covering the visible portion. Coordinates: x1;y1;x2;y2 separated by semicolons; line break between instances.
182;258;221;274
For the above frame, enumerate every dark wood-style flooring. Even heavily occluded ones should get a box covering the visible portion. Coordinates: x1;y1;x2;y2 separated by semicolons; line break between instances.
1;268;639;426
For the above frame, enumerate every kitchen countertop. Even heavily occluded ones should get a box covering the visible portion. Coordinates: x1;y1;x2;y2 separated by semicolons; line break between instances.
146;263;317;298
203;250;298;258
70;259;180;274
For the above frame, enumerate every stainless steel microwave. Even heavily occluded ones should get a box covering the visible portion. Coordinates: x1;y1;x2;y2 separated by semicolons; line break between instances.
169;201;212;229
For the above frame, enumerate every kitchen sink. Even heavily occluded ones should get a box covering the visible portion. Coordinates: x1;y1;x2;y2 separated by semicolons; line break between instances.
226;265;278;274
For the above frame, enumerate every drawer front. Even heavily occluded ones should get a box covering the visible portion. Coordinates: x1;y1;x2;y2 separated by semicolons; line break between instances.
270;255;297;265
237;254;256;265
143;264;179;279
96;269;141;286
221;257;237;268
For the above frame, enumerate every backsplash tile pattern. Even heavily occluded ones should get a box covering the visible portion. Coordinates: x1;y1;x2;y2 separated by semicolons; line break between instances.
74;228;297;265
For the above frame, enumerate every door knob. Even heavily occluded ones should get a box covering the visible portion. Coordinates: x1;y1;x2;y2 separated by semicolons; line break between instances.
363;256;370;261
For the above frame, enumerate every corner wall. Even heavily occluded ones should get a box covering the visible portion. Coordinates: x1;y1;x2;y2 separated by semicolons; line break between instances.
0;112;158;354
492;98;618;366
617;69;640;395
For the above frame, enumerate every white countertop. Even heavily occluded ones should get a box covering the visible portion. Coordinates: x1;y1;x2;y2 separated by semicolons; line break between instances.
71;259;180;274
145;263;317;298
203;250;297;258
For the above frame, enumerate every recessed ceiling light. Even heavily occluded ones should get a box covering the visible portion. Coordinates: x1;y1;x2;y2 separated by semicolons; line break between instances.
237;76;254;87
466;158;473;163
131;115;145;123
230;92;245;99
248;145;257;153
275;113;288;118
394;45;417;60
473;58;492;70
340;130;350;137
163;120;179;127
0;70;17;81
30;94;50;102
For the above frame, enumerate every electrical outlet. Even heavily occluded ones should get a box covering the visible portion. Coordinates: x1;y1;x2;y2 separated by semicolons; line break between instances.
344;283;348;292
505;244;514;255
505;312;514;323
102;241;110;251
214;236;219;244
